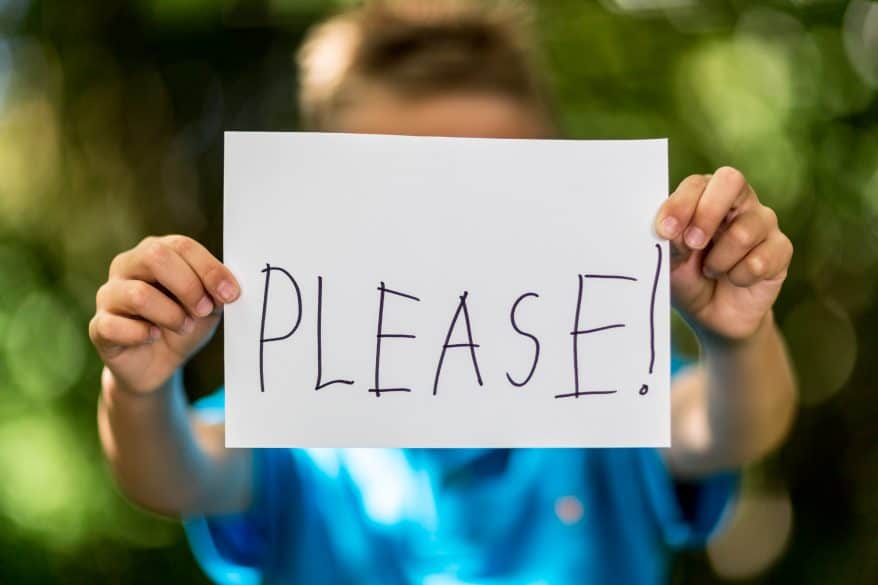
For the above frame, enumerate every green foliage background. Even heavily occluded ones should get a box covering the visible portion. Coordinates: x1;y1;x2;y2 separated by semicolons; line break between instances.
0;0;875;583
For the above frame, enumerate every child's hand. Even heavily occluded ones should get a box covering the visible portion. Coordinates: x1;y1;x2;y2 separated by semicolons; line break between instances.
89;236;240;394
655;167;793;342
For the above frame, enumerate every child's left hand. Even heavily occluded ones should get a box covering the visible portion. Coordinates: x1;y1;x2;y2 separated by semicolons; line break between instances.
655;166;793;342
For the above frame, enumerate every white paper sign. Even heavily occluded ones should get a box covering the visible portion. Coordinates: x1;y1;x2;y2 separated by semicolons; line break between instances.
223;132;669;448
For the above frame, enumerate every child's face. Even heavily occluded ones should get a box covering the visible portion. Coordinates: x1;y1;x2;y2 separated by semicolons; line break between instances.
332;88;554;139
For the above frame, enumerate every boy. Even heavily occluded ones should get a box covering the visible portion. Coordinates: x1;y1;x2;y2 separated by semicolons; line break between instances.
90;2;796;583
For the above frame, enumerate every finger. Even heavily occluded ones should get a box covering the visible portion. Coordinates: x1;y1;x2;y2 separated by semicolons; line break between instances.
90;312;160;352
97;279;193;334
656;174;710;240
726;232;793;287
111;237;212;317
163;235;240;305
702;206;776;278
685;167;753;250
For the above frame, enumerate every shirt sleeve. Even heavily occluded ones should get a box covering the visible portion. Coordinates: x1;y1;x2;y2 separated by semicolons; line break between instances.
182;389;296;585
639;350;739;549
638;448;739;549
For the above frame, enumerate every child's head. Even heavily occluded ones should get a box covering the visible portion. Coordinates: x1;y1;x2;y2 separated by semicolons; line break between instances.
297;0;555;138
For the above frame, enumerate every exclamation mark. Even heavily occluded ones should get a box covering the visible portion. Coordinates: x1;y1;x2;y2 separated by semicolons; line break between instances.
640;243;662;396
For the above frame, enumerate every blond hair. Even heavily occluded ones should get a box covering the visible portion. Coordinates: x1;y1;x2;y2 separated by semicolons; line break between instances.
296;1;551;130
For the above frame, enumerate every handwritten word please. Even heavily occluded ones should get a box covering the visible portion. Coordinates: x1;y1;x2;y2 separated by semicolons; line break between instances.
257;245;663;400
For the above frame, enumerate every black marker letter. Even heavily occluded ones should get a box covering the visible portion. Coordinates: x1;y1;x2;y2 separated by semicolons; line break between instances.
555;274;633;399
370;282;420;397
648;244;662;375
640;243;663;396
433;291;483;395
506;292;541;387
259;263;302;393
315;276;354;390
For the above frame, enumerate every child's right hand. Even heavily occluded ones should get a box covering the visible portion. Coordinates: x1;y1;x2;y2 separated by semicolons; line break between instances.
89;235;240;394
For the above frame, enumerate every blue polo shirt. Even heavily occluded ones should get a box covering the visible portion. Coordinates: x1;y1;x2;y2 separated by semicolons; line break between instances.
184;358;737;584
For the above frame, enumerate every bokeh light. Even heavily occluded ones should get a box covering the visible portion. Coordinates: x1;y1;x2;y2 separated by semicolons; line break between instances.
0;414;93;548
843;0;878;89
675;26;806;214
4;290;85;401
782;298;857;406
707;487;794;580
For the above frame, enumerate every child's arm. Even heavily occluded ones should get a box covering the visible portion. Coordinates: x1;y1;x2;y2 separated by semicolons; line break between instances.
90;236;250;516
655;167;797;478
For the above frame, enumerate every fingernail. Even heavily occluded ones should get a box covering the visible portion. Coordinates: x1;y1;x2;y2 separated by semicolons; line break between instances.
180;317;194;335
196;295;213;317
659;217;679;238
149;326;161;341
217;280;238;302
684;227;707;249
